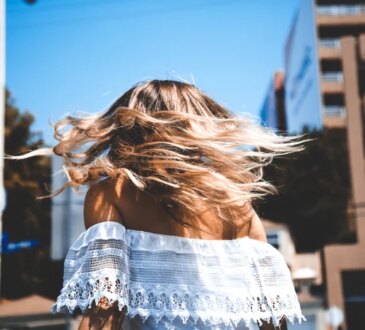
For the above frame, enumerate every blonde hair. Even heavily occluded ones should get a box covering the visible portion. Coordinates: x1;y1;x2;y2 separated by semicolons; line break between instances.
5;79;309;236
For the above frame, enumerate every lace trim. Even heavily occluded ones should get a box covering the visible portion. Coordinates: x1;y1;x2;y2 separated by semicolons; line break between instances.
51;221;307;327
51;272;306;327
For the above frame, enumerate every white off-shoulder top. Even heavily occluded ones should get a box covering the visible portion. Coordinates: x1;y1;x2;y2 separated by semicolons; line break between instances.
50;221;306;329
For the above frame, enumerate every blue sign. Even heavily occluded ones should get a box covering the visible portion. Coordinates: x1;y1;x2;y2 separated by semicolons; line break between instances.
1;232;39;253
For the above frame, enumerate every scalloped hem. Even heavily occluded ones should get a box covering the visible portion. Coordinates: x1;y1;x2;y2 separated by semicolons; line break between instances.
51;297;307;329
123;309;307;328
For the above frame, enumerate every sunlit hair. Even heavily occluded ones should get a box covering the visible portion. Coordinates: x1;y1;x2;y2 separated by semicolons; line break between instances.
4;79;310;236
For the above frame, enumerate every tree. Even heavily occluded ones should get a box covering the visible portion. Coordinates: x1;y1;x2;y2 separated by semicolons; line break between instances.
255;126;353;252
2;89;52;298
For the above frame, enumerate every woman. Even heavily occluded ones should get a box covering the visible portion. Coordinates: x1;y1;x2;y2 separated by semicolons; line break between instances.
5;80;308;329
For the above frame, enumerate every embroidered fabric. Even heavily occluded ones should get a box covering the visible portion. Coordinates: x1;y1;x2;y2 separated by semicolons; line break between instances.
51;221;306;329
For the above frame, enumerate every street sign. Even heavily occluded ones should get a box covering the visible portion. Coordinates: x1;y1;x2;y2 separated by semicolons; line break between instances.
1;232;39;253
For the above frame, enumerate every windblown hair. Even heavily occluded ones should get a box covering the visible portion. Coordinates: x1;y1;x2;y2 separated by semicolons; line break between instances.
5;79;309;236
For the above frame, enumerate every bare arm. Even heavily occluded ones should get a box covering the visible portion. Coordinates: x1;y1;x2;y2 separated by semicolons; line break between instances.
247;205;288;330
247;203;267;242
78;299;125;330
257;317;288;330
79;180;126;330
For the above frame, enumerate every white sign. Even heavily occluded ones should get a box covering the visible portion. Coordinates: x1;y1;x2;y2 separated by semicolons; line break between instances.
284;0;323;133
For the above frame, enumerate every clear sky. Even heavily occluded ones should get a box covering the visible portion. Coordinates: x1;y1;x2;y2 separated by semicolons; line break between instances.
6;0;299;145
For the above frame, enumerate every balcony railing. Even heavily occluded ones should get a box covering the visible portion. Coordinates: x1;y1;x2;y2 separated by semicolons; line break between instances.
321;72;344;82
319;38;341;49
323;106;346;117
317;4;365;16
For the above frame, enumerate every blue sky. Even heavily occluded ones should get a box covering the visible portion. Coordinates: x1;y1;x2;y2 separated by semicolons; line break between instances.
6;0;299;145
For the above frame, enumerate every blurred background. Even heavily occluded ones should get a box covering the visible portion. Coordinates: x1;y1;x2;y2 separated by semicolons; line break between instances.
0;0;365;329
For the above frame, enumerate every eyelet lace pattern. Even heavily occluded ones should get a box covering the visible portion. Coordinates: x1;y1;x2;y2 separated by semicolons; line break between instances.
51;221;306;328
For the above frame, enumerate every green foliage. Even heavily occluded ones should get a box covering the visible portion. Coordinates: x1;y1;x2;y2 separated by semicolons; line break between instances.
256;126;352;252
2;89;52;298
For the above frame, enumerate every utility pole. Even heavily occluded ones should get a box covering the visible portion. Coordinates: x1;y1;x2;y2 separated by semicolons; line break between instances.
0;0;6;302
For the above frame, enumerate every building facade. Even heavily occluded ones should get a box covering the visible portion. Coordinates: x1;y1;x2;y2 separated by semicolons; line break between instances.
260;1;365;329
259;72;287;133
283;0;365;134
51;154;86;261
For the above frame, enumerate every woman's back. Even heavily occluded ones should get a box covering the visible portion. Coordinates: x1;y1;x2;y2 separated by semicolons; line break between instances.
108;178;252;241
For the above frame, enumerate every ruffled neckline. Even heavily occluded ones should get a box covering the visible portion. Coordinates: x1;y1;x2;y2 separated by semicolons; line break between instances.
70;220;278;257
102;220;251;242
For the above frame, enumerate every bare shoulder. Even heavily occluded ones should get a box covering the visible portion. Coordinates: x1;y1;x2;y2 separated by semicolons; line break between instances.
247;204;268;243
83;177;126;230
80;178;127;327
